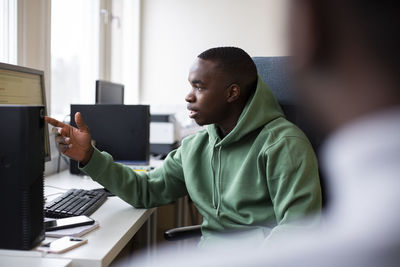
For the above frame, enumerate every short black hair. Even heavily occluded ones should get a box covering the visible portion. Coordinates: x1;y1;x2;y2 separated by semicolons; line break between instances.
198;47;258;95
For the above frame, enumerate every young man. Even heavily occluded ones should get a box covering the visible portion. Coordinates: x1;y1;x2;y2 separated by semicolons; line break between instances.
46;47;321;246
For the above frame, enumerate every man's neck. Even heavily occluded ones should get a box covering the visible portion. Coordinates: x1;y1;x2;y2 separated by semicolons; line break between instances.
216;96;249;138
217;109;244;138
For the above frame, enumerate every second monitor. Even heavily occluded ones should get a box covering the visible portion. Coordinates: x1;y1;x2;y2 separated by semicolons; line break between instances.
95;80;124;104
70;104;150;167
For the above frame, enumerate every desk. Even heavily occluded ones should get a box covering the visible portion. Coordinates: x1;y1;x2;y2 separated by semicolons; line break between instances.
0;255;72;267
0;170;156;267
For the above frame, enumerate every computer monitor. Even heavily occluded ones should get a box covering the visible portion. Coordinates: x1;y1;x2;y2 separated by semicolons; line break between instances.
95;80;124;104
0;62;51;161
70;104;150;163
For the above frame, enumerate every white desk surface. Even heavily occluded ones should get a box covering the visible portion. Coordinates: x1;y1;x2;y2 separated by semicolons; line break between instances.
0;255;72;267
0;170;155;267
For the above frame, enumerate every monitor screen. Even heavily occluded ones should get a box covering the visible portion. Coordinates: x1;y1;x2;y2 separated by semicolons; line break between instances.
95;80;124;104
70;104;150;163
0;62;51;161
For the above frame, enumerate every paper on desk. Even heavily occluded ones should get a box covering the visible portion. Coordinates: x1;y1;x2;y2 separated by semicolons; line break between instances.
45;221;99;238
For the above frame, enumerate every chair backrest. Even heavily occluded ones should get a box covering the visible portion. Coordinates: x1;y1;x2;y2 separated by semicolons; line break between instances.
253;56;294;104
253;57;301;133
253;56;327;207
253;56;323;150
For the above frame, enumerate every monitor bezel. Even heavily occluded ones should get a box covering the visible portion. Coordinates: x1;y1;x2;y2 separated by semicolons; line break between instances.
0;62;51;161
95;80;125;105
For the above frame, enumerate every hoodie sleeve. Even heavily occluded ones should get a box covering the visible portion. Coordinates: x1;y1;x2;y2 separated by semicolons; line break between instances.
264;136;322;241
80;146;188;208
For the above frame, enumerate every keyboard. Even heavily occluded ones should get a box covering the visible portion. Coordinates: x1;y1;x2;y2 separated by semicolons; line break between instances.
45;189;108;218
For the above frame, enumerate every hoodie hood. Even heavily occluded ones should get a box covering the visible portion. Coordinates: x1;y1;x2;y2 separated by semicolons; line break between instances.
207;76;284;145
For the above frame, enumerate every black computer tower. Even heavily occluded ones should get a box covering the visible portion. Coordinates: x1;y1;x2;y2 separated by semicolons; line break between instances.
0;105;45;250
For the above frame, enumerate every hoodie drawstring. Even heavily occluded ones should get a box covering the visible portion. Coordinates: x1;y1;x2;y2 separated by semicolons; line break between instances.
210;146;217;209
210;138;223;216
215;146;222;216
211;139;223;215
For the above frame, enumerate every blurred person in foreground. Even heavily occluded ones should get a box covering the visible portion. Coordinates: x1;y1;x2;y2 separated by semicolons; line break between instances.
134;0;400;266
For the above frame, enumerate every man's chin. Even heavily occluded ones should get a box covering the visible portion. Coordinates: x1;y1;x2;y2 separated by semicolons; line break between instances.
194;120;205;126
193;118;209;126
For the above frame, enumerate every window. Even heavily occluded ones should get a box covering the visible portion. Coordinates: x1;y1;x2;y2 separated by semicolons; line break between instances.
50;0;100;117
0;0;17;64
51;0;140;117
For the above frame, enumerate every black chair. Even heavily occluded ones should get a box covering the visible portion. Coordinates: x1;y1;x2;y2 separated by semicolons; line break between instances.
253;57;324;150
164;56;325;241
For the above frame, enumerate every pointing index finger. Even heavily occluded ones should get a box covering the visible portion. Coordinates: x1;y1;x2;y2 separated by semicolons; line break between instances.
45;116;68;128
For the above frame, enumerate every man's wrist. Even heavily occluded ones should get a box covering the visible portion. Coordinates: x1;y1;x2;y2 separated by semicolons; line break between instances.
80;146;94;166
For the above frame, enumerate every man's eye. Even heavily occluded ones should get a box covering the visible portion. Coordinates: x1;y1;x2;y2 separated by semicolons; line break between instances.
196;87;204;91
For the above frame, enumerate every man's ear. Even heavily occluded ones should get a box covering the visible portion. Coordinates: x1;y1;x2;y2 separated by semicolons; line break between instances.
226;84;240;103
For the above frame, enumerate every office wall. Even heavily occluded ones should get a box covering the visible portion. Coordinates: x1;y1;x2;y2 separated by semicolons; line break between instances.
139;0;289;105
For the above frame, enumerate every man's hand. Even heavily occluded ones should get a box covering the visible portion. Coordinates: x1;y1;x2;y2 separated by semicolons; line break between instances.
45;112;94;165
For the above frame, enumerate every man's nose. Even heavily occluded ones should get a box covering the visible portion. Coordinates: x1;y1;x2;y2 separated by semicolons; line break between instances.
185;90;195;102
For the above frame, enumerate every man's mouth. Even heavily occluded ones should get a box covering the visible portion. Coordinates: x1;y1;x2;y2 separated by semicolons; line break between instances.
187;104;199;118
188;109;198;118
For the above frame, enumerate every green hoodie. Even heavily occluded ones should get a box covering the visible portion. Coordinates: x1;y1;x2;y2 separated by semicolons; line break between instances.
81;76;322;246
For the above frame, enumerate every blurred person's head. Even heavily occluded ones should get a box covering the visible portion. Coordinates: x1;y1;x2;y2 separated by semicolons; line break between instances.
289;0;400;134
186;47;257;136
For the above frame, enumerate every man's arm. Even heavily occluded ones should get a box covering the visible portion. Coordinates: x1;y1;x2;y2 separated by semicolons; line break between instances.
80;146;188;208
45;113;188;208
